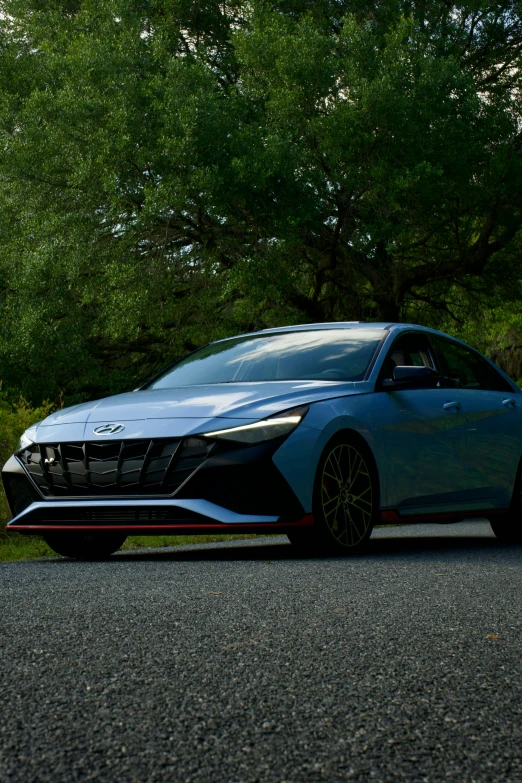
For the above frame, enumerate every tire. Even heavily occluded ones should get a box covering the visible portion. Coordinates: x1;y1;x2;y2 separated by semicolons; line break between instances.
289;434;379;555
43;533;127;559
489;464;522;544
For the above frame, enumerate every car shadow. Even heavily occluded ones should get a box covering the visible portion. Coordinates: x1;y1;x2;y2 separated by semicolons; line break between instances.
38;532;516;563
113;536;521;562
28;525;522;564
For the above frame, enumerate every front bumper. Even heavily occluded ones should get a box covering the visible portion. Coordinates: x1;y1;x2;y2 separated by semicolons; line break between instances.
2;438;311;535
6;497;313;535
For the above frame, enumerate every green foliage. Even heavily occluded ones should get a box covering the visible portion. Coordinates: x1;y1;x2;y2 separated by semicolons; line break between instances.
0;532;272;561
0;533;55;562
0;394;54;529
120;533;273;552
0;1;522;403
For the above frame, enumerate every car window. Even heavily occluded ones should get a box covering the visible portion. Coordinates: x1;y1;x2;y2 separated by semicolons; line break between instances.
430;336;512;392
379;332;435;382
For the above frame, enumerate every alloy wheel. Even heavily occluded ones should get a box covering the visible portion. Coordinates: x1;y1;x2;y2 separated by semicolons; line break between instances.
320;443;373;547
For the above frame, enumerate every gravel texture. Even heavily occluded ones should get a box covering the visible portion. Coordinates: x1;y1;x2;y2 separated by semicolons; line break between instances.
1;520;521;783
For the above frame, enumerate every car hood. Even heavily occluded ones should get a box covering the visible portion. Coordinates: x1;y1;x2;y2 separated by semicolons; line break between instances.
41;381;368;426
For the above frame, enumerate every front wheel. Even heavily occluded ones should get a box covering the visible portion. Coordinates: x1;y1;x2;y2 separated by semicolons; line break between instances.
43;533;127;559
290;435;379;555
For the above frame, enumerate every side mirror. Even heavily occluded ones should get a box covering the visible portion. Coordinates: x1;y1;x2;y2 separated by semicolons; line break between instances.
383;365;441;388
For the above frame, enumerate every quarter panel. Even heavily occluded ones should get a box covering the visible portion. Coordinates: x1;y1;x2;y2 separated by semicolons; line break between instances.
272;394;385;512
271;425;322;512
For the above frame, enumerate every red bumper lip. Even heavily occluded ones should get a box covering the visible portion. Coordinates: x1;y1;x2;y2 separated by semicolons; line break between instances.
8;515;315;535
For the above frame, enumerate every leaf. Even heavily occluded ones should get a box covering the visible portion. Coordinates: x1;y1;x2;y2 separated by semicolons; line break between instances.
486;634;501;639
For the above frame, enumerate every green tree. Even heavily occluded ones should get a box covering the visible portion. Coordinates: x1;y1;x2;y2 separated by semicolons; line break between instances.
0;1;521;402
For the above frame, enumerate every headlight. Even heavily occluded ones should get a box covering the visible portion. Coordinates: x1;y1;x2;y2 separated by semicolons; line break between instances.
202;405;309;445
17;426;38;452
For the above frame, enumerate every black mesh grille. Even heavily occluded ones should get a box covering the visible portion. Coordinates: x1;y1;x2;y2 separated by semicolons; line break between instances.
38;507;204;525
17;438;215;498
74;508;199;522
2;473;40;517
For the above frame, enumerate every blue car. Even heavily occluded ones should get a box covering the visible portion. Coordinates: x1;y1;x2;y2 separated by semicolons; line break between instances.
3;322;522;558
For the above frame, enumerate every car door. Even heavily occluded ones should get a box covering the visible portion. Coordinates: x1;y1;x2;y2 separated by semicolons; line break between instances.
430;335;522;501
370;331;469;509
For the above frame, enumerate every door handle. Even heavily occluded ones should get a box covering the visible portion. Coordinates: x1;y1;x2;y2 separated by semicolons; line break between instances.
443;401;461;411
503;398;516;408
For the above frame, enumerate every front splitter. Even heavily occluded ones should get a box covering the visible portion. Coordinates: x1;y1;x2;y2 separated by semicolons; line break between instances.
7;497;314;535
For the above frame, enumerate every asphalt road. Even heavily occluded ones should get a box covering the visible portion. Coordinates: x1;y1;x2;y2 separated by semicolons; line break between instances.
1;521;521;783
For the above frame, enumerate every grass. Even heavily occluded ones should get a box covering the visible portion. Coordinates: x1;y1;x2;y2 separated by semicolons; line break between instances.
0;531;277;562
120;533;268;551
0;532;55;561
0;525;412;561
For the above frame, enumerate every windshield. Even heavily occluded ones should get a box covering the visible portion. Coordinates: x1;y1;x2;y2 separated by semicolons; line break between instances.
147;329;383;388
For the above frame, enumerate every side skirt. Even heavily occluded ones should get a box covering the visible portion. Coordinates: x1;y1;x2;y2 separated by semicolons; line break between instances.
380;509;509;525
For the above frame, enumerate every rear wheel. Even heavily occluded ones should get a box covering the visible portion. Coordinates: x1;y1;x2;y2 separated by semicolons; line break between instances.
43;533;127;559
489;464;522;544
289;435;378;555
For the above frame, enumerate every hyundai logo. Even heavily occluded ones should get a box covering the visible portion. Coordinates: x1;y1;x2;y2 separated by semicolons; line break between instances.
93;423;125;436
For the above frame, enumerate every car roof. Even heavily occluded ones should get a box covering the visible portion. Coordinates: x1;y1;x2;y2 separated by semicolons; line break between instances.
210;322;451;343
210;322;392;343
256;321;393;333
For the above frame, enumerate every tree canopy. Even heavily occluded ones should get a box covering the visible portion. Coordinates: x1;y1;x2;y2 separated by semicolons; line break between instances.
1;1;522;402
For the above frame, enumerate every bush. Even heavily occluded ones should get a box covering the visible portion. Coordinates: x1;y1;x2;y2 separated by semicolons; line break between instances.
0;395;54;531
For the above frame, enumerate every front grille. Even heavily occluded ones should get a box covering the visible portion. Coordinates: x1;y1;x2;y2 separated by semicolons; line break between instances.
17;437;215;498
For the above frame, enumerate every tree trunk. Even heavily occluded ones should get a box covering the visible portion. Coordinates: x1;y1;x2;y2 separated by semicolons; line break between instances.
373;297;401;323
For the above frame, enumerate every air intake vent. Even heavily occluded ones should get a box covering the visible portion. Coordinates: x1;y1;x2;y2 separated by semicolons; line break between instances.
2;473;40;517
17;438;214;498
